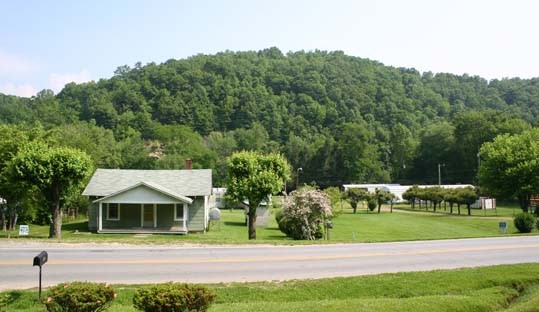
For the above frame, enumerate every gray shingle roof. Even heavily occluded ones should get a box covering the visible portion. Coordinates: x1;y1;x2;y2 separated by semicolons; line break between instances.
82;169;212;197
92;181;194;204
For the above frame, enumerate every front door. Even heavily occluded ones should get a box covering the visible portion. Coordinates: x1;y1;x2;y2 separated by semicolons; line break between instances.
143;204;154;228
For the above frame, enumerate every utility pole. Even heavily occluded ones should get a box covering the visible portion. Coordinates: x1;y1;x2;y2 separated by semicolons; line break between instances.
438;163;445;186
477;152;481;188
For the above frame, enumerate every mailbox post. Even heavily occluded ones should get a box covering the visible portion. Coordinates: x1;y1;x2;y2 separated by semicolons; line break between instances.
33;251;48;300
325;220;333;240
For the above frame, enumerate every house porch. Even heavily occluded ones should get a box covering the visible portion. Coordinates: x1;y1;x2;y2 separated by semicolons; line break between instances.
97;202;189;234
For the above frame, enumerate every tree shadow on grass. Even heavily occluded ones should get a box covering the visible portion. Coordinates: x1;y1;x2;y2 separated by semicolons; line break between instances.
266;235;288;240
62;221;89;232
224;221;246;227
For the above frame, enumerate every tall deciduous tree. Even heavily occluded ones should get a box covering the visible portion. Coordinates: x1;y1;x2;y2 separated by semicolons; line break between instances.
7;143;92;239
479;129;539;212
0;124;33;231
226;151;290;240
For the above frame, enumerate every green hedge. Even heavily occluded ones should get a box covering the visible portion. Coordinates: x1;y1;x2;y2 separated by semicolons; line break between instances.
514;213;536;233
133;283;216;312
45;281;116;312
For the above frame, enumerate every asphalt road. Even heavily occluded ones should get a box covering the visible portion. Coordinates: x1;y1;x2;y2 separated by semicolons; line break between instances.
2;236;539;290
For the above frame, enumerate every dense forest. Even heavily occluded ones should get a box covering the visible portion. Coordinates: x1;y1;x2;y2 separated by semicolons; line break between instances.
1;47;539;188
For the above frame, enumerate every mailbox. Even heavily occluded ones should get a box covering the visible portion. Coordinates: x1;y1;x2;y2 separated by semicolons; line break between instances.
325;220;333;229
33;251;48;267
499;221;508;234
33;251;48;300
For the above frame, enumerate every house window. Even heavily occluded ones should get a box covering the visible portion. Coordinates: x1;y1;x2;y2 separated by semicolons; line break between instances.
174;203;186;221
107;203;120;221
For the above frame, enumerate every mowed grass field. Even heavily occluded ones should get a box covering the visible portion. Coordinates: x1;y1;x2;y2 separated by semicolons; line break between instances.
0;202;530;244
3;263;539;311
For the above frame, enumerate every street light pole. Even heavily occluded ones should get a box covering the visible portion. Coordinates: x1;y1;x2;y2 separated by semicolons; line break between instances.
296;167;302;190
438;163;445;186
477;152;481;189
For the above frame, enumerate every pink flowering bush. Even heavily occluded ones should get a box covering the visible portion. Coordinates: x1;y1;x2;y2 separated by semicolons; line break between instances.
45;281;116;312
277;189;332;240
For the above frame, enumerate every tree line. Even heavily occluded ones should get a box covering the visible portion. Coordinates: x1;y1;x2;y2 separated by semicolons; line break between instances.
1;48;538;188
402;186;478;215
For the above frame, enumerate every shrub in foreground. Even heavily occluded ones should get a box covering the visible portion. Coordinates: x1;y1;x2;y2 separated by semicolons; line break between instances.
45;281;116;312
514;213;536;233
133;283;216;312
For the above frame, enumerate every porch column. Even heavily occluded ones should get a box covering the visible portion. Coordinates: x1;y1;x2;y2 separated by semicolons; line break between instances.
183;203;187;231
98;202;103;231
140;204;143;228
153;204;157;228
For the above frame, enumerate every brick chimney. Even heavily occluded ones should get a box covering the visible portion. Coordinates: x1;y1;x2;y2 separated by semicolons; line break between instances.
185;158;192;170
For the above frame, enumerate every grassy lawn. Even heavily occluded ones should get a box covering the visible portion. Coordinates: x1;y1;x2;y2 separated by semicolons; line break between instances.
0;203;533;244
3;263;539;311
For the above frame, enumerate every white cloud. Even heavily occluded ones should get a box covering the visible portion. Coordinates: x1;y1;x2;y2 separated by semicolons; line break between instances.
0;83;37;97
48;69;92;93
0;51;37;75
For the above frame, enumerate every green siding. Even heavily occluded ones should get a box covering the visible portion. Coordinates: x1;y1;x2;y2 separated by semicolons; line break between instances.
102;203;140;228
156;204;184;229
88;202;98;231
188;197;205;232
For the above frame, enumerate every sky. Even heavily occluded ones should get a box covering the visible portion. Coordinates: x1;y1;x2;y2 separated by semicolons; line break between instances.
1;0;539;97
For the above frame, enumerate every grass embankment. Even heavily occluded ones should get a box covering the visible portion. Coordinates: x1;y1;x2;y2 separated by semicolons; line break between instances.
0;203;532;244
3;263;539;311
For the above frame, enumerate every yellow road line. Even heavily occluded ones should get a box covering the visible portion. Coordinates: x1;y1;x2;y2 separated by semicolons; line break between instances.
2;244;539;266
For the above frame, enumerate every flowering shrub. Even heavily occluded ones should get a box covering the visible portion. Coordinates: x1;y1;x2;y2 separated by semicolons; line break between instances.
277;189;332;240
45;281;116;312
133;283;216;312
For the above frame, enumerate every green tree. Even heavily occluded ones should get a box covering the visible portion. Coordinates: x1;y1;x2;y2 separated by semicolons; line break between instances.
457;187;478;216
48;121;121;168
0;124;34;231
425;186;444;212
345;188;366;214
412;122;455;184
207;131;237;186
443;188;460;214
479;129;539;212
402;185;420;209
389;123;417;181
452;111;530;183
374;189;395;214
7;143;93;239
335;123;389;183
226;151;290;240
322;186;343;213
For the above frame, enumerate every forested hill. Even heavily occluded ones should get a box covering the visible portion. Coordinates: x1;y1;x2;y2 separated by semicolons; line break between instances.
1;47;538;187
